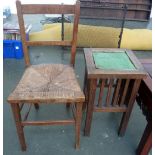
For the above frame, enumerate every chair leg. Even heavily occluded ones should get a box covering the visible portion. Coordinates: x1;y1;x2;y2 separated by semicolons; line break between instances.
66;103;70;108
82;67;87;111
11;103;26;151
75;102;82;149
34;103;39;110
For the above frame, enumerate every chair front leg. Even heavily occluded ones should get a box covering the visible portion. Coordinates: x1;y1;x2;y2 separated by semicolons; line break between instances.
75;102;83;149
11;103;26;151
34;103;39;110
66;102;70;108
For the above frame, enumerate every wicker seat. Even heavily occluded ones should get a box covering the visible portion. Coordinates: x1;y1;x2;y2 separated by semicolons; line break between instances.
8;64;84;103
8;0;84;151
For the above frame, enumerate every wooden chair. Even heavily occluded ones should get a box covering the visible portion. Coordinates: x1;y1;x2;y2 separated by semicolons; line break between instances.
7;0;85;151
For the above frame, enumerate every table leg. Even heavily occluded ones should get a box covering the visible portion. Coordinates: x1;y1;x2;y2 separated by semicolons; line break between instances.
136;122;152;155
118;79;141;136
84;79;97;136
11;103;26;151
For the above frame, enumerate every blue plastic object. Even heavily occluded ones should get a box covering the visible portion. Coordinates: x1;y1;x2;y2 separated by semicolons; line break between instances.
3;40;23;59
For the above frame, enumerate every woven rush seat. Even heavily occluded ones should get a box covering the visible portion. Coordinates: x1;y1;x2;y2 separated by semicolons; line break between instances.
8;64;85;103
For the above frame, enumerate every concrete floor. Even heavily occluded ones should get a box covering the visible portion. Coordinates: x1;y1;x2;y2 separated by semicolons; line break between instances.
4;15;152;155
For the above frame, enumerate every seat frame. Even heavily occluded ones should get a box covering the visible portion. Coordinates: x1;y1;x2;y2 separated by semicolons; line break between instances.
8;0;84;151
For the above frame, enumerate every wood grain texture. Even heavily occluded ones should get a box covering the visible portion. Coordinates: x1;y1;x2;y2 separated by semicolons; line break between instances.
11;104;26;151
22;120;75;126
84;79;97;136
84;48;147;137
70;0;80;66
75;102;82;149
21;4;75;14
84;48;147;79
9;1;83;151
112;79;122;106
98;79;105;107
16;0;30;66
106;79;114;106
16;0;80;67
118;79;141;136
8;64;85;103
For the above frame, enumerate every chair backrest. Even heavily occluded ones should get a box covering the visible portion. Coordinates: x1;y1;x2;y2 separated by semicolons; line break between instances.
16;0;80;67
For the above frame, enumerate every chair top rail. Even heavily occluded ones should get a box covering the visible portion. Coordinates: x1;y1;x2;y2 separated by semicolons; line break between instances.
16;0;77;14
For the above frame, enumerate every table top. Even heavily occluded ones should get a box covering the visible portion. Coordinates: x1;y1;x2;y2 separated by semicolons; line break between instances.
84;48;147;79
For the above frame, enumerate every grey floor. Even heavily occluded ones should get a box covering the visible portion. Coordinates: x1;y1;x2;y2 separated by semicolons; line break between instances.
4;15;152;155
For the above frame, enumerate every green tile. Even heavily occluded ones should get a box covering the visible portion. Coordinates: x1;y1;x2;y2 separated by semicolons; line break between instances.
93;51;136;70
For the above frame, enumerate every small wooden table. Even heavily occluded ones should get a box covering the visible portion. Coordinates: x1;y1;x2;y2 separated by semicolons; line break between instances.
83;48;147;136
136;59;152;155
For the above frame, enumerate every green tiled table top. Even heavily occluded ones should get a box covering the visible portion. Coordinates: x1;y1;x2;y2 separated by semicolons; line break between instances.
93;51;136;70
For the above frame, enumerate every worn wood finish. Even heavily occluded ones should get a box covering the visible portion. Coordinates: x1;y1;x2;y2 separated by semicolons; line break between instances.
22;4;75;14
118;79;141;136
8;64;84;104
8;1;84;150
98;79;105;107
136;123;152;155
84;48;147;137
112;79;122;106
80;0;152;21
94;106;126;112
11;104;26;151
16;0;30;66
26;41;71;46
120;79;130;106
84;79;97;136
75;102;82;149
106;79;114;106
16;0;80;67
84;48;147;79
22;120;75;126
70;0;80;66
136;58;152;155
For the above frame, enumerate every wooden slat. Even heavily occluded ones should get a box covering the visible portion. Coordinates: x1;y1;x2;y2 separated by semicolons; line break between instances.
94;106;127;112
80;0;151;6
120;79;130;106
16;0;30;66
106;79;114;106
118;79;141;136
22;120;75;126
70;0;80;66
21;4;75;14
16;0;80;67
26;41;71;46
112;79;122;106
80;5;151;12
80;16;149;21
98;79;105;107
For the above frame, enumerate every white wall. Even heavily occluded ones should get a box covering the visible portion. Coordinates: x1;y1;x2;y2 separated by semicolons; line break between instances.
3;0;76;14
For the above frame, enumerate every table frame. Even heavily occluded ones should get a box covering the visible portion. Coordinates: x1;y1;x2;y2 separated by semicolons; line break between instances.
83;48;147;136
